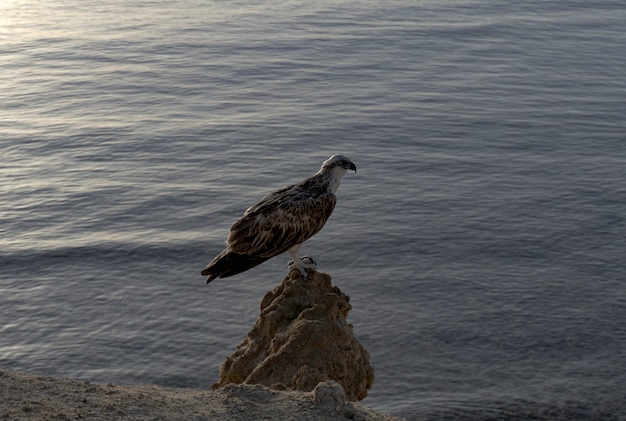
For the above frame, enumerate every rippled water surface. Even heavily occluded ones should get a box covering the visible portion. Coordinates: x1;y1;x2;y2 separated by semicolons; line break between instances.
2;1;626;419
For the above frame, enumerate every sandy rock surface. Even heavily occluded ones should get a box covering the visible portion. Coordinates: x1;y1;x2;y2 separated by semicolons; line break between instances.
0;369;405;421
0;271;401;420
213;270;374;401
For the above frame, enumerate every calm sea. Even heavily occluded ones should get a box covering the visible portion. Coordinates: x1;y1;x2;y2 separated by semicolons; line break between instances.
1;0;625;419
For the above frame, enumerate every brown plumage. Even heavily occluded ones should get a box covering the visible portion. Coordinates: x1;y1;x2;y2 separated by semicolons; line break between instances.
201;155;356;283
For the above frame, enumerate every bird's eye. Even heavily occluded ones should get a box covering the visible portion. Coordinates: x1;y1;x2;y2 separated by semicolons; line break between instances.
337;160;344;166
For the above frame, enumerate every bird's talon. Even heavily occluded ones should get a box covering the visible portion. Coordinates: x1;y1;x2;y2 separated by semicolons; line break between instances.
300;255;317;267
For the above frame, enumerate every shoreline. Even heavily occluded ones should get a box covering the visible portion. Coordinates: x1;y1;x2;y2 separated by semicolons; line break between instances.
0;368;406;420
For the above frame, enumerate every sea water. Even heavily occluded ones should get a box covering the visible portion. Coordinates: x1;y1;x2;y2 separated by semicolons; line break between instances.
1;1;625;419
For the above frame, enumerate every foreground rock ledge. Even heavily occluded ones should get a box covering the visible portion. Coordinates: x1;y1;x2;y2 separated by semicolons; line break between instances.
0;369;406;421
213;270;375;401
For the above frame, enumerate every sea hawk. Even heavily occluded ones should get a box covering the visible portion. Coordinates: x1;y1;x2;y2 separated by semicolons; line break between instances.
201;154;357;283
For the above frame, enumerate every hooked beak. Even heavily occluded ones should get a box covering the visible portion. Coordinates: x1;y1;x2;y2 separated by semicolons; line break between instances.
347;162;357;173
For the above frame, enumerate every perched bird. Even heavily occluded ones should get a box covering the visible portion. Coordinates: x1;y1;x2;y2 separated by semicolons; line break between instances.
201;154;356;283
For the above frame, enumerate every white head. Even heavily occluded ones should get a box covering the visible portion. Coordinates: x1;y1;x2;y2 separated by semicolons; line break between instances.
320;154;357;193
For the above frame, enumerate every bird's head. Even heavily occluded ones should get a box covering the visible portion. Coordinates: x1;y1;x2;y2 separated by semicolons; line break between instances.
321;154;357;174
320;155;356;194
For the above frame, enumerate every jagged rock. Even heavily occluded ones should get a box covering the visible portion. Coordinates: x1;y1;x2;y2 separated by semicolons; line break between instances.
212;270;375;401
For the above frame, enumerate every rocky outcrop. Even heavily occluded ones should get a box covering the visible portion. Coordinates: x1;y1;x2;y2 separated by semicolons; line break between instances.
212;269;374;401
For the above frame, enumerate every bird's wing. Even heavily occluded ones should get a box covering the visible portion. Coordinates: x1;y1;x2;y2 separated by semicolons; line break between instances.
226;185;337;258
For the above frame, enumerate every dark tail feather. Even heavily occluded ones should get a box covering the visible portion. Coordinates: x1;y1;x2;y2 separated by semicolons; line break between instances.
201;251;270;284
